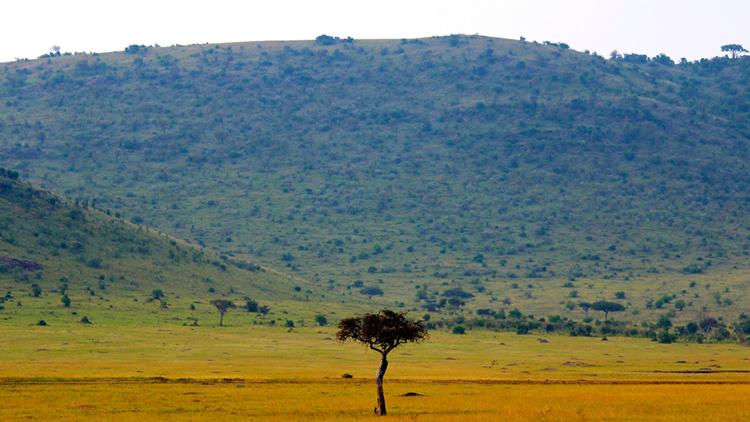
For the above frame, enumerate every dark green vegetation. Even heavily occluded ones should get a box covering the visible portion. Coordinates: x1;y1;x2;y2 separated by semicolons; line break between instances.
0;170;311;326
441;307;750;344
2;35;750;328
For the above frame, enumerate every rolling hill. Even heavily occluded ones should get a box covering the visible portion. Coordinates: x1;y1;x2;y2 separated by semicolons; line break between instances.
1;35;750;324
0;168;321;326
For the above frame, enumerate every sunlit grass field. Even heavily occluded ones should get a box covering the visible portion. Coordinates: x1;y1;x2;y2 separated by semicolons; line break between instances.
2;325;749;420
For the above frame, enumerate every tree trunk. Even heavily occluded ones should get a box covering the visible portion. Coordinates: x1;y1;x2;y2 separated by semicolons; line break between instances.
219;312;224;327
375;353;389;416
604;311;609;321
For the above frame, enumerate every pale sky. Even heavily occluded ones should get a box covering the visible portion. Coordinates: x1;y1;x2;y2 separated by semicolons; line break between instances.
1;0;747;63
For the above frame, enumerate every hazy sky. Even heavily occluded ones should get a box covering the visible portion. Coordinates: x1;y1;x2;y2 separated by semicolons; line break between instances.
1;0;747;63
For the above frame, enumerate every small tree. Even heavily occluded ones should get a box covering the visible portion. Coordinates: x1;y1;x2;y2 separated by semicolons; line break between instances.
315;314;328;326
61;294;71;307
337;310;427;416
31;284;42;298
699;316;718;336
245;298;259;312
656;314;672;330
674;299;686;311
360;286;384;299
210;299;236;326
591;300;625;321
721;44;748;58
151;289;165;300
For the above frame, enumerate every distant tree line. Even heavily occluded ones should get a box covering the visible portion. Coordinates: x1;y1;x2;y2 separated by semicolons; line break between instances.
440;306;747;344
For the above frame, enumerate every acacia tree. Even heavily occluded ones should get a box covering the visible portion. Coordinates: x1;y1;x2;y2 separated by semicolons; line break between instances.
337;310;427;416
721;44;748;59
210;299;236;326
591;300;625;321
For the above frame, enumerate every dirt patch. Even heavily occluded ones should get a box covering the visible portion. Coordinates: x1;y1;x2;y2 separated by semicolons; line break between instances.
562;360;594;367
651;370;750;374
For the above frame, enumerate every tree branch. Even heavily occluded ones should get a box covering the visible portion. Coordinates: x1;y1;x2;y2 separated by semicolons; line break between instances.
369;344;384;354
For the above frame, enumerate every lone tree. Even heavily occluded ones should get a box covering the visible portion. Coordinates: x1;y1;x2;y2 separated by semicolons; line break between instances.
721;44;748;58
337;310;427;416
210;299;236;326
591;300;625;321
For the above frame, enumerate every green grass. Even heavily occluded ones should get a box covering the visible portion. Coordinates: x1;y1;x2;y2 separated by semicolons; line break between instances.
0;175;348;327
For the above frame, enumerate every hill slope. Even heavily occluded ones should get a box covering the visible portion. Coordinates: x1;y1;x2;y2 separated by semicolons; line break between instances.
1;35;750;322
0;169;315;325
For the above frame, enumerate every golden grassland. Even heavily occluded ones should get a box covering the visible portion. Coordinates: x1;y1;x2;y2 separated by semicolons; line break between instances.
1;325;750;420
6;381;750;421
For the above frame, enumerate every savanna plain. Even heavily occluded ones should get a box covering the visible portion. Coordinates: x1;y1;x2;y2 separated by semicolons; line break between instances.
2;324;749;421
3;34;750;421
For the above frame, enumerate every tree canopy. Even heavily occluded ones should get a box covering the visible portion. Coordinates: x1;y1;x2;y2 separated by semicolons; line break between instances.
591;301;625;320
337;310;427;416
210;299;236;326
337;310;427;354
721;44;748;58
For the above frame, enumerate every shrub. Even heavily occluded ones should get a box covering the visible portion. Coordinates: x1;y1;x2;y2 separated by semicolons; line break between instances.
442;288;474;299
360;287;384;298
124;44;148;54
656;315;672;329
245;299;259;312
657;331;676;344
452;325;466;335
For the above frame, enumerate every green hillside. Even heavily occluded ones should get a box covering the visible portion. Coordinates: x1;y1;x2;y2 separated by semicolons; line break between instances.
0;169;321;326
1;35;750;325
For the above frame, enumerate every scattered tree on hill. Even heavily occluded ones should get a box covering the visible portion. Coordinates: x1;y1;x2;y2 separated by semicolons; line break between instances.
124;44;148;55
591;300;625;321
245;298;259;312
337;310;427;416
360;286;384;299
61;294;71;307
674;299;686;311
0;168;20;180
721;44;748;58
656;314;672;329
315;314;328;326
442;288;474;299
699;316;718;337
315;34;354;45
151;289;165;300
578;302;592;315
31;284;41;297
210;299;236;326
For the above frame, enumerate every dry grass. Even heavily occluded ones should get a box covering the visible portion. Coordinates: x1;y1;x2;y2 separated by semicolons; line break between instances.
3;379;750;421
2;325;750;420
